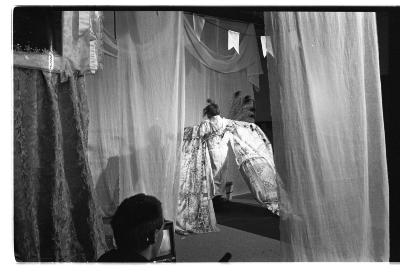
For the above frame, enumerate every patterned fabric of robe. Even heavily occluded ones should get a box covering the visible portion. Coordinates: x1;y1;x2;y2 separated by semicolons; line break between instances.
176;117;280;233
175;126;219;233
228;120;280;214
199;116;230;197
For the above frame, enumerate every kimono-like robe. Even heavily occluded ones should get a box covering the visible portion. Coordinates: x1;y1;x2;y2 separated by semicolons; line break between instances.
200;115;230;198
176;116;281;233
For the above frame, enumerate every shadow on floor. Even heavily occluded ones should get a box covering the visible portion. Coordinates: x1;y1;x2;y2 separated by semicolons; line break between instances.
214;200;280;240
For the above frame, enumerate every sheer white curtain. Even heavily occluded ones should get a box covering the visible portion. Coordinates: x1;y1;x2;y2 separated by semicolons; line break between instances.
265;12;389;261
86;11;185;221
184;14;262;126
184;14;263;196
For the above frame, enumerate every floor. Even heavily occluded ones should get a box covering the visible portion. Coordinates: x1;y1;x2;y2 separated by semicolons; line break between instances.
174;193;281;262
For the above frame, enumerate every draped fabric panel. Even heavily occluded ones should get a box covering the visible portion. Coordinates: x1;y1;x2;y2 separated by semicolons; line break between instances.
86;55;120;217
184;14;263;197
265;12;389;261
14;66;106;261
183;15;262;88
87;12;261;219
63;11;103;73
184;14;262;126
86;11;186;221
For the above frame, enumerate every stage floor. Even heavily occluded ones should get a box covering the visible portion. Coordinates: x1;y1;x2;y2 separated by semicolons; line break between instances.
175;193;281;262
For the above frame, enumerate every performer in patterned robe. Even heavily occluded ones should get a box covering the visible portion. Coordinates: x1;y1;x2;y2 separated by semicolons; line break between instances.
176;94;281;234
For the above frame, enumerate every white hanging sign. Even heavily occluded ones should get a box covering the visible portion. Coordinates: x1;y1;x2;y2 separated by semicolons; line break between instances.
228;30;240;54
260;36;267;57
261;36;274;58
193;14;205;41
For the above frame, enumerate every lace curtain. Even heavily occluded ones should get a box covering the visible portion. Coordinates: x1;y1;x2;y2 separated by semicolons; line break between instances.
86;11;186;221
265;12;389;261
14;66;106;261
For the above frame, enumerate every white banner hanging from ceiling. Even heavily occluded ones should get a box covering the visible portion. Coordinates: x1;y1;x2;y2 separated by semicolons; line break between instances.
260;35;274;58
228;30;240;54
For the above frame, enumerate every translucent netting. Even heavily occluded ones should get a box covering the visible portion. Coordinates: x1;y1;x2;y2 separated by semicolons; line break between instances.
85;11;264;219
86;11;185;220
265;12;389;261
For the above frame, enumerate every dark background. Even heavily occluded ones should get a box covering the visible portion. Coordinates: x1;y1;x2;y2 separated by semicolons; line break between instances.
380;9;400;263
13;8;62;53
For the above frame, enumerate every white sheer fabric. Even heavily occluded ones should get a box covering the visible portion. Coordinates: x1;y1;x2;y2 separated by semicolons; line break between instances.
86;11;185;221
184;14;263;196
85;12;263;220
184;14;262;126
265;12;389;261
183;15;262;89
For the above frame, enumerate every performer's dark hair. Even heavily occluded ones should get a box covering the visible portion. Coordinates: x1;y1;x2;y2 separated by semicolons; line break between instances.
203;99;220;119
111;194;163;252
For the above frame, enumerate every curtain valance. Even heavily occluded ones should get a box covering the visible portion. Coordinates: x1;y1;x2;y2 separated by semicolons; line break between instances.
183;16;262;88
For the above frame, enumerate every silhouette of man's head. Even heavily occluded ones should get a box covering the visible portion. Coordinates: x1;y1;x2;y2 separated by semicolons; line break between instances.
111;194;164;255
